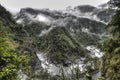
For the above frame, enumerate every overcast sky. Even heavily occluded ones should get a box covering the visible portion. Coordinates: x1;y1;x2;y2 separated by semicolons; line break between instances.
1;0;109;11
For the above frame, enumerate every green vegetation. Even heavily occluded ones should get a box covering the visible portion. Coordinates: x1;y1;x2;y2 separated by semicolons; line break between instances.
76;32;99;45
24;22;51;36
0;22;28;80
1;1;120;79
66;18;106;46
0;5;29;80
101;1;120;79
38;27;88;64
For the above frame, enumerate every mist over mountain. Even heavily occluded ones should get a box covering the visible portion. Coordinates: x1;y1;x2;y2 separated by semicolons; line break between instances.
12;4;115;79
0;2;118;80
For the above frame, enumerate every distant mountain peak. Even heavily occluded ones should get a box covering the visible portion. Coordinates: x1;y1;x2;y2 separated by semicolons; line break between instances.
74;5;97;13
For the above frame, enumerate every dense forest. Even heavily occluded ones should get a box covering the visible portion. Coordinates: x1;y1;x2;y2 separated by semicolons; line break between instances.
0;0;120;80
101;0;120;80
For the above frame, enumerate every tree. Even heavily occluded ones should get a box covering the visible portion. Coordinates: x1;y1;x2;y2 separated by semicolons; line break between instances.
0;22;28;80
84;72;92;80
101;0;120;80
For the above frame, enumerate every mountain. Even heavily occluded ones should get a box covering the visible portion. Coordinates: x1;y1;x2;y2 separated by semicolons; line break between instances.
0;4;30;80
38;27;88;65
15;5;110;45
0;4;43;80
15;5;115;24
13;5;114;78
0;4;116;80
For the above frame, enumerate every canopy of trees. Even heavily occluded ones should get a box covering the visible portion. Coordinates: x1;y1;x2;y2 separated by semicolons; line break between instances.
102;0;120;80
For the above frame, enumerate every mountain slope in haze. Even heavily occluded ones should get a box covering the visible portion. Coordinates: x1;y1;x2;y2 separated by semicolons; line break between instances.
0;3;116;80
12;4;113;77
15;6;108;46
38;27;88;65
15;5;115;24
